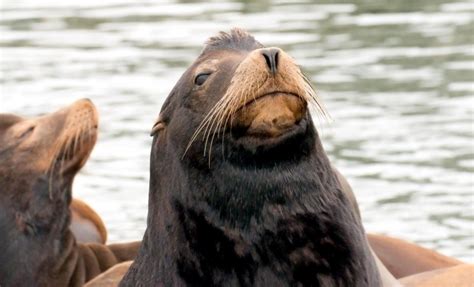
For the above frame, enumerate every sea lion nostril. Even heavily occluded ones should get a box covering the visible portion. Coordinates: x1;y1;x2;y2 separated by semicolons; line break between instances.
261;48;279;75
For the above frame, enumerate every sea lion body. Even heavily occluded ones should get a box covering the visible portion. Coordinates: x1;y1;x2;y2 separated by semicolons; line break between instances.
121;29;381;286
84;261;133;287
400;264;474;287
0;99;139;286
70;198;108;244
367;233;463;279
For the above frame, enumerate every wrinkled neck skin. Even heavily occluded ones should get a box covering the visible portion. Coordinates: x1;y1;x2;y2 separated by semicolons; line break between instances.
0;172;128;287
0;174;75;286
123;121;381;287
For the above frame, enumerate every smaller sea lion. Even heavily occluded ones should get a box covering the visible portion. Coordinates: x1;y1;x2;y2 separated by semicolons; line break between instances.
84;261;133;287
400;264;474;287
0;99;139;287
368;233;463;279
70;198;108;244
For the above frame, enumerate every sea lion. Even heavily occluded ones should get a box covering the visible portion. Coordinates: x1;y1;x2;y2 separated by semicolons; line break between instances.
0;99;140;286
400;264;474;287
367;233;463;279
84;261;133;287
70;198;107;244
120;28;382;286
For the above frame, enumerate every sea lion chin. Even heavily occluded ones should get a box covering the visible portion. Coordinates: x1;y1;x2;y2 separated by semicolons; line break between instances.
230;92;308;151
120;28;381;286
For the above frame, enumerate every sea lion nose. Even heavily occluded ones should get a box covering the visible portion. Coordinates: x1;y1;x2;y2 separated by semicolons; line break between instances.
261;48;279;75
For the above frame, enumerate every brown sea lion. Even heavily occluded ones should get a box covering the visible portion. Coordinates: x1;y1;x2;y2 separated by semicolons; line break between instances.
400;264;474;287
120;28;382;286
368;233;463;279
84;261;133;287
70;198;107;244
0;99;140;287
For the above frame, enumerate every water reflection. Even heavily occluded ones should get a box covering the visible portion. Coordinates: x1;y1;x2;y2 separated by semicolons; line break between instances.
1;0;472;261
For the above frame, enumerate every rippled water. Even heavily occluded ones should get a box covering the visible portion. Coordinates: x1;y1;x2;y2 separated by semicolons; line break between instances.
1;0;472;261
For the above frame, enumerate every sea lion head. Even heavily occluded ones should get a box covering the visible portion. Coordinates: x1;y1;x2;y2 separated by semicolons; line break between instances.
0;99;98;285
151;28;326;167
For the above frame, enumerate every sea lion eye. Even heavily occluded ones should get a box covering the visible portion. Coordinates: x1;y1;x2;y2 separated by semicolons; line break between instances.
195;73;211;86
19;126;34;139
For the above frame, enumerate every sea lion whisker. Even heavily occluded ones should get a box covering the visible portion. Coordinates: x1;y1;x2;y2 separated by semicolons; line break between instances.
49;138;68;200
184;103;224;157
187;90;237;158
188;92;232;144
220;95;241;156
206;95;239;164
203;81;249;158
203;105;230;157
201;100;229;155
299;72;330;121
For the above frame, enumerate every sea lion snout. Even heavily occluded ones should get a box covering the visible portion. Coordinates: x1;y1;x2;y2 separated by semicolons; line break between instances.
226;46;308;139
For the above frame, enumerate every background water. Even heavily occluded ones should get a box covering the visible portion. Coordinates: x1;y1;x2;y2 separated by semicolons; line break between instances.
1;0;472;262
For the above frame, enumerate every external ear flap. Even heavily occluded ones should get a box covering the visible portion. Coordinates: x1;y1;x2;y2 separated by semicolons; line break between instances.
150;117;166;137
0;114;23;132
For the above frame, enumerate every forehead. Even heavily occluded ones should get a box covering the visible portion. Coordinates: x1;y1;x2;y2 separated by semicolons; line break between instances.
195;49;246;71
202;29;263;54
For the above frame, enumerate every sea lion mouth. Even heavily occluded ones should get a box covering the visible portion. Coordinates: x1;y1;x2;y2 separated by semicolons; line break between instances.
231;116;308;151
230;91;307;141
234;91;302;113
54;128;96;174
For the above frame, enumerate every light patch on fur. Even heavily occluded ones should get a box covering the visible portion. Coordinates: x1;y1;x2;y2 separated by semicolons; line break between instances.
70;214;103;244
71;198;107;244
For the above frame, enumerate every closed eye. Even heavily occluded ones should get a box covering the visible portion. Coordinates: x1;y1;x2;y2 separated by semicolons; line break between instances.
195;73;211;86
19;126;34;139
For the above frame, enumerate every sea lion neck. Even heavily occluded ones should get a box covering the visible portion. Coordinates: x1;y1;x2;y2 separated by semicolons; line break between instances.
125;131;380;286
174;120;319;228
0;187;72;286
189;146;327;229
